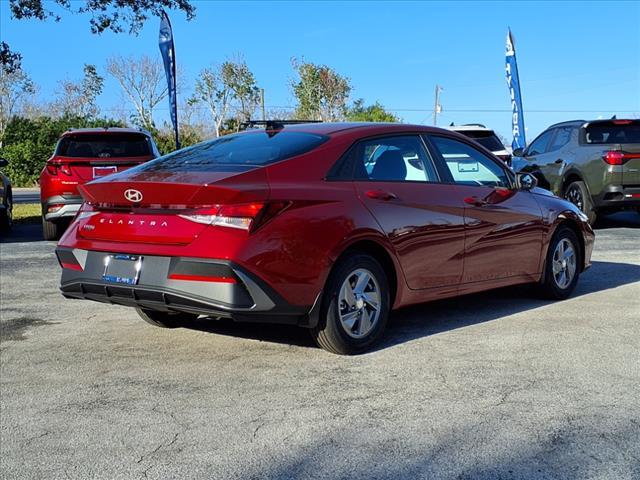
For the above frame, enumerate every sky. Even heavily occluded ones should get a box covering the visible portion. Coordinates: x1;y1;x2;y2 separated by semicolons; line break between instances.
1;0;639;141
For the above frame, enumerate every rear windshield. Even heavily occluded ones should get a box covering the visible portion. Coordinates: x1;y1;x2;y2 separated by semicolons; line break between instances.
136;131;328;172
584;122;640;144
457;131;505;152
56;134;152;158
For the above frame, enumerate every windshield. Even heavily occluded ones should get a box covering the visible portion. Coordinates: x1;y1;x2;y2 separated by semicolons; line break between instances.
136;131;328;172
56;134;152;158
458;131;506;152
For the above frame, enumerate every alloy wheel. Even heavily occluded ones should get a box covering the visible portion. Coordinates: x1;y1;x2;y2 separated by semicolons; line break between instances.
338;268;381;339
565;186;584;211
552;238;577;289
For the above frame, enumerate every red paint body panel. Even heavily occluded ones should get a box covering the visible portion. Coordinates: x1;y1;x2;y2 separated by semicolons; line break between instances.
57;123;595;319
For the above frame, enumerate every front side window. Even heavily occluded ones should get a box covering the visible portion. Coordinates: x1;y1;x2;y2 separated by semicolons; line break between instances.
526;129;554;156
135;131;328;172
548;127;573;152
430;136;511;188
353;136;438;182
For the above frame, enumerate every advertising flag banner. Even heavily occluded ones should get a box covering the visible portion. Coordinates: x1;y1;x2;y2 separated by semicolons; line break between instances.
159;10;180;149
505;29;526;151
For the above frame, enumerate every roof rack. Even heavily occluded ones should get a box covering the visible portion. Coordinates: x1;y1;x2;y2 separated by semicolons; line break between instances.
462;123;487;128
240;119;322;131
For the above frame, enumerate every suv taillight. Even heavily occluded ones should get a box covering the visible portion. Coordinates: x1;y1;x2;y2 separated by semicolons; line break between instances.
46;163;72;175
46;164;58;175
603;151;640;165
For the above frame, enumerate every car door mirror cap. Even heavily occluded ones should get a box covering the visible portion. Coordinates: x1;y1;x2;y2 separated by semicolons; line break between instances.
517;172;538;190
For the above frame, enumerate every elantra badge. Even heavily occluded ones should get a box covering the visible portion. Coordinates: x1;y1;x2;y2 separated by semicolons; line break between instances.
124;189;143;203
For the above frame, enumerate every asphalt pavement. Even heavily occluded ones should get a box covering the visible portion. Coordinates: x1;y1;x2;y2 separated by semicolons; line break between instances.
1;212;639;479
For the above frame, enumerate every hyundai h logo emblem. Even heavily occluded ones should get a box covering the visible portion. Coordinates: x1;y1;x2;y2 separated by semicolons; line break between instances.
124;189;143;203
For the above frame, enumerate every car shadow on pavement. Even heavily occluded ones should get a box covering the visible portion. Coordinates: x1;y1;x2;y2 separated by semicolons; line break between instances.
0;223;46;244
594;210;640;229
181;260;640;352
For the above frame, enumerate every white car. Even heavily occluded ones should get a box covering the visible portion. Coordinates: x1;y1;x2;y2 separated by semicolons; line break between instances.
447;124;512;165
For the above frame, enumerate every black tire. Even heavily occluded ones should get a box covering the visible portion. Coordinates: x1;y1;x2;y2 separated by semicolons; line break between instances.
539;226;581;300
0;190;12;232
564;180;597;225
42;215;64;241
310;253;390;355
135;308;199;329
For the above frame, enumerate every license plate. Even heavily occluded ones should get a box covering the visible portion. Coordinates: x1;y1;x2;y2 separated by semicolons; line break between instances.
102;254;143;285
93;166;117;178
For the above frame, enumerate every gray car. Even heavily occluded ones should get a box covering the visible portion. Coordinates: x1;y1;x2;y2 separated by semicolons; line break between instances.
0;158;12;232
512;118;640;224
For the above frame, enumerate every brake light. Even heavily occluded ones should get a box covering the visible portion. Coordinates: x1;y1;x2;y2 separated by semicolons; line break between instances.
46;164;58;175
612;120;633;125
76;203;98;220
59;164;72;176
46;163;72;175
178;203;265;231
603;151;640;165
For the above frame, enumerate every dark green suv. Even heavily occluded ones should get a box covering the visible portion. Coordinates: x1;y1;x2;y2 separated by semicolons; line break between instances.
512;119;640;224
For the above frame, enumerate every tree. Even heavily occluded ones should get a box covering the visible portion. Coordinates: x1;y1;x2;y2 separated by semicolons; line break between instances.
0;42;22;74
191;65;232;137
106;55;167;130
346;99;399;123
56;64;104;119
0;65;35;148
9;0;195;35
222;60;260;126
291;58;351;121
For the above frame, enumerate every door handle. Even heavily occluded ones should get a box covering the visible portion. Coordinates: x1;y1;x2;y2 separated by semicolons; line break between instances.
554;159;564;164
464;196;488;207
366;190;398;201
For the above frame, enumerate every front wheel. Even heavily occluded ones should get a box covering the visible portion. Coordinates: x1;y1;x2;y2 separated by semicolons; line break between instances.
0;191;12;232
310;253;390;355
135;308;199;328
564;181;597;225
539;226;581;300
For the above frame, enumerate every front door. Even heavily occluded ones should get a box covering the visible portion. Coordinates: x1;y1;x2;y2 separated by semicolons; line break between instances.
427;134;544;284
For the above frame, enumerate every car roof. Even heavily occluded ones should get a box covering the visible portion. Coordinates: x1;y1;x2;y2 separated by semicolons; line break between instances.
61;127;152;137
255;122;451;137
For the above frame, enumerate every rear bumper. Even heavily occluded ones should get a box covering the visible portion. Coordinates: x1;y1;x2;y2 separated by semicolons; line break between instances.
56;248;313;326
43;195;83;220
593;185;640;209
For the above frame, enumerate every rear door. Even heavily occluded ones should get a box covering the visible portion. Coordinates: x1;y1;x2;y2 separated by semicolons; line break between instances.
426;134;544;284
352;135;465;290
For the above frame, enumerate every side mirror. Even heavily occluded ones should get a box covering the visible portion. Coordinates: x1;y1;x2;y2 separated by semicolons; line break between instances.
517;172;538;190
0;158;8;168
512;148;525;157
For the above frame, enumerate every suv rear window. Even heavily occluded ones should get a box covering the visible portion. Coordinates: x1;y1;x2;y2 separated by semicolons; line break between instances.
137;131;328;172
57;134;152;158
457;131;505;151
584;121;640;144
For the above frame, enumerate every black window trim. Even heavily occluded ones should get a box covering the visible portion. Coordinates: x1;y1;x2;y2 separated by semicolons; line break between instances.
424;133;516;190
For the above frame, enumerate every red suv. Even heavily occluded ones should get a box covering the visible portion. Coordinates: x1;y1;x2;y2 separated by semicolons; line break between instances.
56;122;594;354
40;127;159;240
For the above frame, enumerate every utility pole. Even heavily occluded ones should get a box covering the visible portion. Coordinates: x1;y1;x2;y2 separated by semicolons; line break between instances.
433;84;443;126
260;88;266;121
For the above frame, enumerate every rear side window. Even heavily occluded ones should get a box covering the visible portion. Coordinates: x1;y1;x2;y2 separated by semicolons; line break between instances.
137;131;328;172
56;134;152;158
584;122;640;144
459;131;505;152
353;135;438;182
548;127;573;151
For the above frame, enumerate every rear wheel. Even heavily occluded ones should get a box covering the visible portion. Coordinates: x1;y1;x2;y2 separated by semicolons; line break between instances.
0;190;12;232
135;308;199;329
564;180;597;225
42;215;65;241
310;253;390;355
539;226;580;300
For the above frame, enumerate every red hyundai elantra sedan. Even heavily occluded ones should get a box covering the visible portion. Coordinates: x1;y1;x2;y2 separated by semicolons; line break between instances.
56;122;594;354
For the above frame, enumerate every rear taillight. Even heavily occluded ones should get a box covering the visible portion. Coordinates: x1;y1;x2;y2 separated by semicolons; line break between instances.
603;151;640;165
178;202;289;231
76;203;98;221
179;202;265;231
45;163;72;175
